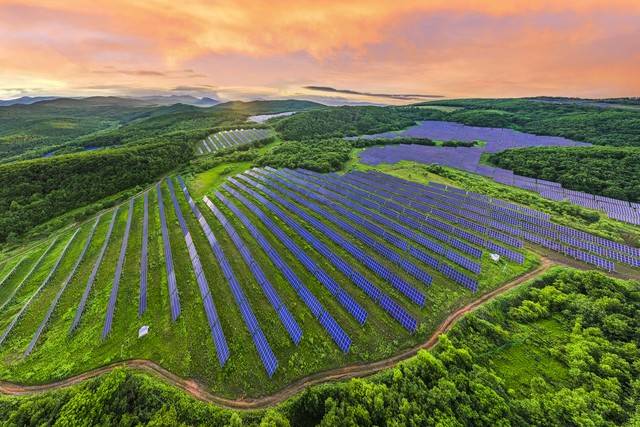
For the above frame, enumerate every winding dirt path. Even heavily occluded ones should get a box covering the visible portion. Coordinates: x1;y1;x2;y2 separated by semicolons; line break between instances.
0;258;554;410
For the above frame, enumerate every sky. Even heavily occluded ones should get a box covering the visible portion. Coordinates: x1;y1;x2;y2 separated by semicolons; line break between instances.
1;0;639;103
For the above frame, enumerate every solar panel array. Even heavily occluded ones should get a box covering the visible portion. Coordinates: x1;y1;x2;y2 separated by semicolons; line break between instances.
217;186;351;352
25;216;101;356
351;169;636;272
176;177;278;376
102;197;134;339
228;177;369;325
0;230;79;347
166;178;230;367
70;208;118;333
203;195;303;345
157;183;181;321
359;137;639;226
249;170;433;288
139;191;149;316
197;128;271;155
238;174;427;309
241;172;419;332
268;168;480;292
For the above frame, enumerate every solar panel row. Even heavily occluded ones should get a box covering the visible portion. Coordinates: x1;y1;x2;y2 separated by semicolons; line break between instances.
102;197;135;339
166;178;230;367
175;177;278;376
157;183;181;321
242;172;427;308
0;238;59;314
343;172;523;254
244;171;419;331
25;216;101;356
308;172;487;270
276;169;480;291
202;195;303;345
70;208;118;333
0;229;79;347
357;171;626;269
229;176;370;323
368;171;629;270
139;191;149;317
217;188;351;352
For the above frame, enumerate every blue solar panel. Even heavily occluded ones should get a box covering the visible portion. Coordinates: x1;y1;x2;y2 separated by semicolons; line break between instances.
230;176;370;322
70;208;118;333
102;197;135;339
139;191;149;317
204;195;303;344
157;183;181;321
217;188;351;352
166;179;229;367
177;177;283;377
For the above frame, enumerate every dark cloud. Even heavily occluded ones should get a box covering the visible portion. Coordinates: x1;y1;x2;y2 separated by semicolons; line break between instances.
304;86;443;100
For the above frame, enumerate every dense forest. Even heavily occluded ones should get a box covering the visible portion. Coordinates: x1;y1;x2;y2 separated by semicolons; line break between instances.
489;146;640;202
0;141;192;242
274;106;431;140
255;136;449;173
413;99;640;147
1;268;637;425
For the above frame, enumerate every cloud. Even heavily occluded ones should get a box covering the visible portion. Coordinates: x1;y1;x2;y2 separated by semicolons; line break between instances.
304;86;443;100
1;1;639;99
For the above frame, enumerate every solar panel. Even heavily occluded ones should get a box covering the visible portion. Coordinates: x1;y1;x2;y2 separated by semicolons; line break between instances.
202;192;303;345
102;197;135;339
238;173;426;309
157;183;181;321
217;188;351;352
0;229;80;347
25;216;101;356
70;209;118;333
139;191;149;317
166;178;229;367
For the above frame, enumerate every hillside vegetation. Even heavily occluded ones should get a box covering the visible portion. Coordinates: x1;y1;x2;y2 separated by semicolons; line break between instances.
274;106;431;140
0;141;191;242
1;268;637;426
414;98;640;147
489;146;640;202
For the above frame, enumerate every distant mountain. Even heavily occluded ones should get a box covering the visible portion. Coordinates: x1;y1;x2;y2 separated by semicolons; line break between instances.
136;95;219;107
0;96;59;106
212;99;325;114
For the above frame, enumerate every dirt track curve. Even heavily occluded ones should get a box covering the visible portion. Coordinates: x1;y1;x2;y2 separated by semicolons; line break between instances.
0;258;553;410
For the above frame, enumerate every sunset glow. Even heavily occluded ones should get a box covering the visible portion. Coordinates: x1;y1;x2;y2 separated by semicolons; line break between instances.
1;0;639;102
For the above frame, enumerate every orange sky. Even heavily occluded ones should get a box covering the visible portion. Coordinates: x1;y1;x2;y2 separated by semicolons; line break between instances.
1;0;639;102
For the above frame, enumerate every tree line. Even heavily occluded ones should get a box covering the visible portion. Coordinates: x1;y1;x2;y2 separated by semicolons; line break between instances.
489;146;640;202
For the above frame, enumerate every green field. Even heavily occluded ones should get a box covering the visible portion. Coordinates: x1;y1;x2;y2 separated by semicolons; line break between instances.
0;165;539;398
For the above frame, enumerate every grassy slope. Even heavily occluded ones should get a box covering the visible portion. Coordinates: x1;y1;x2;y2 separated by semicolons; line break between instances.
0;165;535;397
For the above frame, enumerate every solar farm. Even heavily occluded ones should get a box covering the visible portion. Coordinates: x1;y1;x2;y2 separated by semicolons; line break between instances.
196;128;272;155
0;166;638;396
359;121;640;225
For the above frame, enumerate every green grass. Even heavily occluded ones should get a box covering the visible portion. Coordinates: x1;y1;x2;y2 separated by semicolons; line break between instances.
0;165;540;398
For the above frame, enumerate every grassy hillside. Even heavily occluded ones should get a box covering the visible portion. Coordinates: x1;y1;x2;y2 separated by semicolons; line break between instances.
0;170;538;398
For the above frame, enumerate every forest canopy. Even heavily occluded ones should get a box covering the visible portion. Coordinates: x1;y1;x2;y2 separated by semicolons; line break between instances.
489;146;640;202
